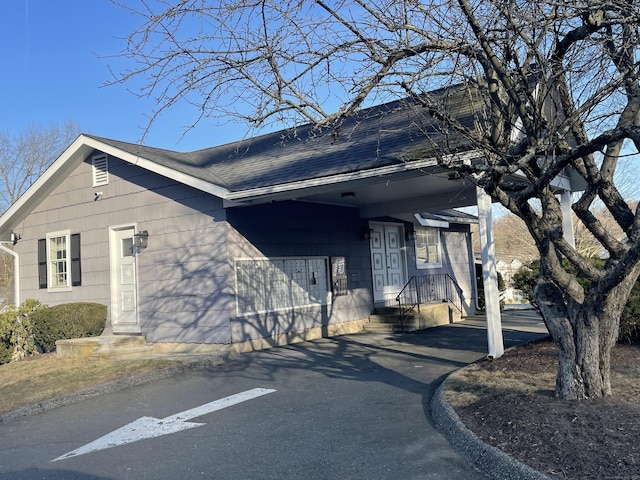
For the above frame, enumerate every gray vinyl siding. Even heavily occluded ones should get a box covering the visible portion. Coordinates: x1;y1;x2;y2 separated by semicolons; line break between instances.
13;148;475;345
14;153;232;344
405;222;476;316
226;202;373;342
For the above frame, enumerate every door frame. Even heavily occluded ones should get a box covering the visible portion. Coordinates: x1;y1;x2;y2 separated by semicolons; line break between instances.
369;221;409;305
109;224;142;334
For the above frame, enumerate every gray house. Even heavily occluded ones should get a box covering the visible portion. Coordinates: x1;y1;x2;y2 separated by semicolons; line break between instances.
0;93;560;354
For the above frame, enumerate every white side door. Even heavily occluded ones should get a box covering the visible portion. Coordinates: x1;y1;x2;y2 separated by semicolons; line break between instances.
109;226;141;334
370;223;407;304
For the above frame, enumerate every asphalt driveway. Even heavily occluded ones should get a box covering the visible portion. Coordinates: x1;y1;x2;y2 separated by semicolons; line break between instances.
0;310;547;480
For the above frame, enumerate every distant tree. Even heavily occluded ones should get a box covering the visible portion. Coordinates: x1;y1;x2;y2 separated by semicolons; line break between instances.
111;1;640;400
0;120;80;213
475;212;538;265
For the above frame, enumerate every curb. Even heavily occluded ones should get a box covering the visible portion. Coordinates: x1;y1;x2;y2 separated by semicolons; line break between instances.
0;353;234;424
431;379;550;480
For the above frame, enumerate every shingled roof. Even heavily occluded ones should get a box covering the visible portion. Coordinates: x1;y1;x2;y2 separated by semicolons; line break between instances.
87;87;482;193
0;86;487;241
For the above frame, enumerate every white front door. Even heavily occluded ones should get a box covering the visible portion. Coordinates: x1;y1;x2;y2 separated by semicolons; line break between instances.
109;226;141;334
370;223;407;304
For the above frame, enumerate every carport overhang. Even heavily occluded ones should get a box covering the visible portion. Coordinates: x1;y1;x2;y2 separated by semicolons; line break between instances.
222;154;482;218
223;154;580;360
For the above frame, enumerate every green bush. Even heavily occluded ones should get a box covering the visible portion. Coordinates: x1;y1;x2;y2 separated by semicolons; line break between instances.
512;261;539;306
476;270;505;310
31;302;107;353
0;299;46;364
619;281;640;344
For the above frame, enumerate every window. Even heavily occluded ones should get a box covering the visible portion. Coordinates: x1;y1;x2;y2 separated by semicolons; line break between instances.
92;154;109;186
38;232;81;290
235;257;329;316
415;227;442;268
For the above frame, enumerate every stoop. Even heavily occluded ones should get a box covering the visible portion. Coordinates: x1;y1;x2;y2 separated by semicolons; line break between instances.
56;335;153;359
55;335;235;361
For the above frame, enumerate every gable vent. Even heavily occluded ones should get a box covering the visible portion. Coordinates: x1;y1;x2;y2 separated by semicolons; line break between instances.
92;154;109;186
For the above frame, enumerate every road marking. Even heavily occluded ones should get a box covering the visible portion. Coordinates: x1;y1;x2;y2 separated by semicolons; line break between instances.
52;387;276;462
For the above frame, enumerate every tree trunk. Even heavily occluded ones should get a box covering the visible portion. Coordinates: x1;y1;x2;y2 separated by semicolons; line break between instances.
535;271;634;400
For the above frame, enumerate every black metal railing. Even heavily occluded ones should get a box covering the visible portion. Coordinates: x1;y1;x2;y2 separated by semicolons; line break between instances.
395;274;463;330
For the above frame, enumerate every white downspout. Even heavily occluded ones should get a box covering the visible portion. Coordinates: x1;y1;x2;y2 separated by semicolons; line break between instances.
0;243;19;306
476;187;504;359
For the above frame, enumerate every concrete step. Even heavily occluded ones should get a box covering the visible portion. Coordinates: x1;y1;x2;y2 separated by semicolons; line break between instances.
364;322;417;334
56;335;148;358
56;335;235;361
365;310;418;333
374;306;403;315
368;314;403;324
91;344;156;360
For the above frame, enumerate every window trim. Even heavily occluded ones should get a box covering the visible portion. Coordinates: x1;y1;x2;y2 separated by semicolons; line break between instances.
414;226;443;269
38;231;82;291
46;230;72;291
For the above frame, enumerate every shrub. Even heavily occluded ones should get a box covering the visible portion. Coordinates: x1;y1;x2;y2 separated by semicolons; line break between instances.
512;261;539;306
620;281;640;344
476;270;505;310
31;302;107;353
0;299;46;364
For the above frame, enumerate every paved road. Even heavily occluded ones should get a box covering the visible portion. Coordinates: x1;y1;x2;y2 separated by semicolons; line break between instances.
0;311;547;480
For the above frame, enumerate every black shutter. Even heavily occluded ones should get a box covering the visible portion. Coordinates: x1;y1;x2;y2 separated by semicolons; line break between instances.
38;239;47;289
70;233;81;286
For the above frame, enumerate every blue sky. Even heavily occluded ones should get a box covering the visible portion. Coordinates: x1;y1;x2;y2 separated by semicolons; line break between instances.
1;0;251;152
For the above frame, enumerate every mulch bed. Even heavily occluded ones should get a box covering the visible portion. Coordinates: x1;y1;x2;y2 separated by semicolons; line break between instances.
452;340;640;479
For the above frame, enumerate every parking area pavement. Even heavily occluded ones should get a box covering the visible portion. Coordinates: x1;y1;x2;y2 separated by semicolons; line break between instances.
0;310;547;480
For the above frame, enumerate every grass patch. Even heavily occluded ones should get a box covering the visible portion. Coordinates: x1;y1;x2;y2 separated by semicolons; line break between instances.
0;355;180;414
444;362;556;408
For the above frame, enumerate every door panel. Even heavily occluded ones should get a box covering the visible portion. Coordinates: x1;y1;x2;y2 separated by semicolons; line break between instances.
110;227;141;334
370;224;407;303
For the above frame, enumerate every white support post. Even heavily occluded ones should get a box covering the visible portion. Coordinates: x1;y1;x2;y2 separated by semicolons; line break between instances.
560;191;576;249
476;187;504;359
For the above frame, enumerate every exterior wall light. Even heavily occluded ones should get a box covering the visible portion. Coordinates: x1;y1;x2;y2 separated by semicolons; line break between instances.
363;228;374;240
133;230;149;251
406;228;416;241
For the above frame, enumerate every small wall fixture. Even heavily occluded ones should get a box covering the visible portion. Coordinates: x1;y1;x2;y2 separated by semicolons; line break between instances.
363;228;374;240
406;228;416;241
10;232;21;245
133;230;149;251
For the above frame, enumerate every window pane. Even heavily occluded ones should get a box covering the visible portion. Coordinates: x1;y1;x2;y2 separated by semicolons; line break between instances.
122;238;134;257
49;235;69;287
415;227;441;267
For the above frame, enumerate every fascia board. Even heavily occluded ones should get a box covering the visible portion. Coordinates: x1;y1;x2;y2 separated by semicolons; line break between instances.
226;149;482;202
0;134;232;241
0;135;91;240
226;157;440;201
414;213;450;228
82;137;230;199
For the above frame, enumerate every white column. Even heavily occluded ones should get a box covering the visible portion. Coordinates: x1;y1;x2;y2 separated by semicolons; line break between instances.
476;187;504;359
560;191;576;249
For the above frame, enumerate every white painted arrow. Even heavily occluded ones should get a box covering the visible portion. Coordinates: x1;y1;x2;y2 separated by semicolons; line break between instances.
53;387;276;462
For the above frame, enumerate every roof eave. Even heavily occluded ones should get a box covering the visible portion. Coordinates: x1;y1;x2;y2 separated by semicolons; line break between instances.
0;135;232;242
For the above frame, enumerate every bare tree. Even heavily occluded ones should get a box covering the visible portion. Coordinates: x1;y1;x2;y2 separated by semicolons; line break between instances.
0;120;80;213
111;0;640;400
